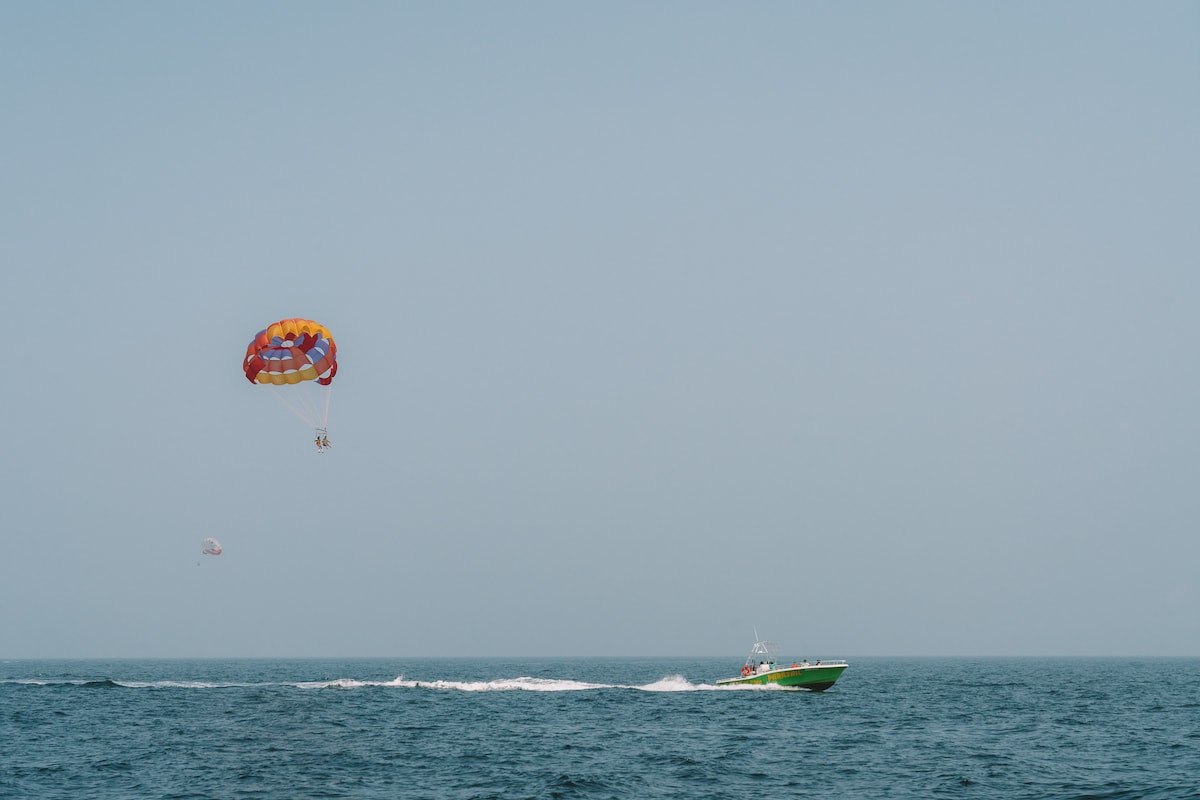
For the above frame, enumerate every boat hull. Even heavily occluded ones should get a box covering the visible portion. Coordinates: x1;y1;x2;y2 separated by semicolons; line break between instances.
716;664;847;691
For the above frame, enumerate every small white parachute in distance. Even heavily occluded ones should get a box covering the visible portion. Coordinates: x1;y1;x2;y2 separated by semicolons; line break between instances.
201;537;223;556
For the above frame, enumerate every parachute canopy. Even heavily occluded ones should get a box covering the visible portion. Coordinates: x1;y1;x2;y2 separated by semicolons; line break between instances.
243;317;338;433
201;537;222;556
243;318;337;387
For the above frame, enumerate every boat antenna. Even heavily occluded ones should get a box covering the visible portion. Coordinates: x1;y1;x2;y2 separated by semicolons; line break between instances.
753;625;760;642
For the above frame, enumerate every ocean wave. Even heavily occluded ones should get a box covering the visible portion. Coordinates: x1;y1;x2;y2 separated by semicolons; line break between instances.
2;678;271;690
414;676;608;692
115;680;260;689
3;678;124;689
294;675;727;692
3;674;795;693
636;674;717;692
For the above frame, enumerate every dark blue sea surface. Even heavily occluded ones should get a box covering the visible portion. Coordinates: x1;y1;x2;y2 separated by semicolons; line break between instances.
2;657;1198;799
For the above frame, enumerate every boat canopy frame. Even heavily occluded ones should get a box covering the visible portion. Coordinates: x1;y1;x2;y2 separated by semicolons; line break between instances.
743;639;781;670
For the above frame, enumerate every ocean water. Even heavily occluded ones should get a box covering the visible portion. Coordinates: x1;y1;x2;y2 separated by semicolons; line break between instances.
2;657;1198;799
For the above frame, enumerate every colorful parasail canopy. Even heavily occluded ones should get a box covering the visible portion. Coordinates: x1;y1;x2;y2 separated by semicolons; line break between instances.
243;318;337;387
201;537;223;556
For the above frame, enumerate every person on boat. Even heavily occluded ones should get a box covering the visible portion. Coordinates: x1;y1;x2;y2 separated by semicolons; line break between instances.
801;659;808;666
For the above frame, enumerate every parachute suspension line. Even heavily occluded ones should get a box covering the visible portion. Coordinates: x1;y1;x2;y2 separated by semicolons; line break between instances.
267;383;331;430
311;384;331;430
270;386;317;427
310;383;331;430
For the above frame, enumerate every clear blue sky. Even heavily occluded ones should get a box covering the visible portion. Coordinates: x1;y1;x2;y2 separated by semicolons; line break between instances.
2;2;1197;658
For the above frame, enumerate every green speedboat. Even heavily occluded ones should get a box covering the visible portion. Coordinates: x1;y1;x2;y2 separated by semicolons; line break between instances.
716;638;847;691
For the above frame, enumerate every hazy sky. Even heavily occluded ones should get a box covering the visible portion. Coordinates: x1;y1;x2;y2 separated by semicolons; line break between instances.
3;2;1197;658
